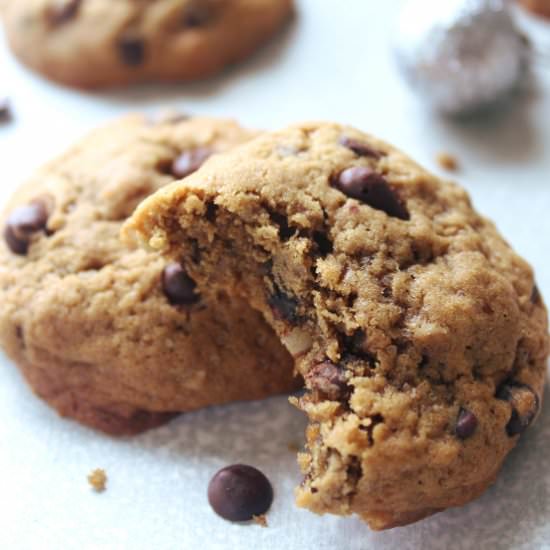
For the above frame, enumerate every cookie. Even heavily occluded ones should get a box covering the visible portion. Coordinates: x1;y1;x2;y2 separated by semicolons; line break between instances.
0;114;297;436
1;0;293;88
519;0;550;17
125;122;549;529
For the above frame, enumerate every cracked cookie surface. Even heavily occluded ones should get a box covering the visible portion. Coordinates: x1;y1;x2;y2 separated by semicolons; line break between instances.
1;0;293;88
125;121;549;528
0;114;296;435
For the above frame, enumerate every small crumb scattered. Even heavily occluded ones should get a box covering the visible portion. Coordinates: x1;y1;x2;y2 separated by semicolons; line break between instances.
0;97;12;123
253;514;268;527
436;152;459;171
87;468;107;492
287;442;300;453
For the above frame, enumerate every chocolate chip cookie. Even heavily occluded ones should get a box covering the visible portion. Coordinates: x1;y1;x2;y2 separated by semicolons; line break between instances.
1;0;293;88
0;114;297;436
125;122;549;528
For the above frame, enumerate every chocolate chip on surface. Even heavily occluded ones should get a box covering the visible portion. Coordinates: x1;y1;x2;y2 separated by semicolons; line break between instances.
171;147;213;178
333;167;409;220
496;382;539;436
46;0;82;25
5;201;49;255
340;136;382;159
162;263;200;306
306;361;349;401
208;464;273;522
455;408;478;439
268;285;300;324
118;36;145;66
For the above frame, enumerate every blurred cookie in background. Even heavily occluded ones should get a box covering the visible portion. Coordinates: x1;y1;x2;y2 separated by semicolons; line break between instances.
519;0;550;18
1;0;294;88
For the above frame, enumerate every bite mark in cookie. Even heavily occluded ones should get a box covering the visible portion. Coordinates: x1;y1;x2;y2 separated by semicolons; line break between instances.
125;121;548;529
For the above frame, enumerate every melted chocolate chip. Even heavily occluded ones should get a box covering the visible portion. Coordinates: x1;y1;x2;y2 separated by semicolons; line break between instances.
171;148;213;179
208;464;273;522
118;36;145;66
312;231;333;256
455;408;478;439
269;211;296;241
333;167;409;220
205;202;217;223
531;285;540;304
4;201;49;255
268;286;300;324
46;0;82;25
341;330;373;361
306;362;349;401
162;263;200;306
496;382;539;437
340;136;382;159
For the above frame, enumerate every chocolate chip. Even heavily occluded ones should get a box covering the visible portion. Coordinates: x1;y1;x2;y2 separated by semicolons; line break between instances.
171;148;213;179
333;167;409;220
205;202;217;223
269;211;295;241
118;36;145;66
208;464;273;522
531;285;540;304
183;3;214;27
496;382;539;437
455;408;478;439
268;285;300;324
312;231;333;256
162;263;200;306
340;136;382;159
0;97;12;122
306;362;349;401
46;0;82;25
341;330;372;361
4;201;49;255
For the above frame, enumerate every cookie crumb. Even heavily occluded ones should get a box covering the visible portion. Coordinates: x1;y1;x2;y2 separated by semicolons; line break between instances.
436;152;459;171
253;514;268;527
87;468;107;492
287;441;300;452
0;97;12;123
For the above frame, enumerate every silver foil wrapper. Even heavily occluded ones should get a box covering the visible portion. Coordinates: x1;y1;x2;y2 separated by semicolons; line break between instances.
395;0;529;114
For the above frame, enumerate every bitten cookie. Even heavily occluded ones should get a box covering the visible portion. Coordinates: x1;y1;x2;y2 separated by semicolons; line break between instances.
0;114;296;436
1;0;293;88
125;122;549;529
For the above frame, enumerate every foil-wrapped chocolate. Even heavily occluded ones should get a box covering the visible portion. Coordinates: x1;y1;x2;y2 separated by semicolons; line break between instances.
395;0;530;115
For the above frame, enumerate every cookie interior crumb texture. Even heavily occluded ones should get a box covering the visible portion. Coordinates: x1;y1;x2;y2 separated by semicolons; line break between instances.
125;121;549;530
88;468;107;492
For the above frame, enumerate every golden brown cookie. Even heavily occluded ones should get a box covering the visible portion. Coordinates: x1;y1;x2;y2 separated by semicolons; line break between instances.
1;0;293;88
125;122;549;528
0;114;297;436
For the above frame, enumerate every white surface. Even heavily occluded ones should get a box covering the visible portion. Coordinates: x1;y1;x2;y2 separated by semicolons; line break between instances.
1;2;550;549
